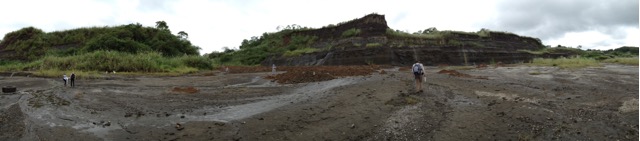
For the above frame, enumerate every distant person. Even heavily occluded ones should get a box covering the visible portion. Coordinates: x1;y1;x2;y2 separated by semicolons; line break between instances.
412;61;425;92
70;72;76;87
63;74;68;87
272;64;277;75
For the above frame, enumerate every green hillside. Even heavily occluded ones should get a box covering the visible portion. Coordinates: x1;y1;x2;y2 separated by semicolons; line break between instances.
0;21;211;75
0;21;199;61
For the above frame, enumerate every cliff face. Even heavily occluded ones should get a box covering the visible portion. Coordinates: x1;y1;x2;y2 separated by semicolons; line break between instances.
263;14;553;66
264;41;544;66
289;14;388;39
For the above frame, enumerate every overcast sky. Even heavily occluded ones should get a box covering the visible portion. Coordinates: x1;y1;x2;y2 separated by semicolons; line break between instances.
1;0;638;54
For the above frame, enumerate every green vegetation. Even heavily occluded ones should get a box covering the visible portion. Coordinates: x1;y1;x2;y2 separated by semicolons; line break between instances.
283;48;320;57
521;45;638;68
365;43;383;47
1;22;200;61
207;25;320;65
341;28;361;37
582;46;639;60
602;57;639;65
387;28;477;39
0;21;210;76
385;28;521;48
530;57;601;69
518;45;639;68
0;51;209;74
519;46;583;55
528;71;543;75
528;51;638;68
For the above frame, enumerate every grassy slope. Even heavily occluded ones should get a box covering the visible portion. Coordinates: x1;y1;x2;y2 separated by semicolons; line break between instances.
0;22;211;76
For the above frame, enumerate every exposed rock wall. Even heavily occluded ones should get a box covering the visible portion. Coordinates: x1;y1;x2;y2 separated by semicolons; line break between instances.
287;14;388;39
263;35;553;66
264;44;540;66
262;14;553;66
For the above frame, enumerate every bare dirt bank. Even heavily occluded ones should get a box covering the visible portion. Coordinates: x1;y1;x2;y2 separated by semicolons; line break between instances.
0;65;637;140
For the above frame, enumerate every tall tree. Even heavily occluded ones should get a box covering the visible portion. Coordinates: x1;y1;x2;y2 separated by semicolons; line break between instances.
423;27;438;34
177;31;188;39
155;21;169;30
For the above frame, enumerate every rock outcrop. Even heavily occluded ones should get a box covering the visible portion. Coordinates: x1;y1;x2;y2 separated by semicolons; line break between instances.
263;14;557;66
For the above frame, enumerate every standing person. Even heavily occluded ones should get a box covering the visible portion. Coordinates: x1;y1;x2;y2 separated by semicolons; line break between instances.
412;61;425;93
271;64;277;75
63;74;68;87
70;72;76;87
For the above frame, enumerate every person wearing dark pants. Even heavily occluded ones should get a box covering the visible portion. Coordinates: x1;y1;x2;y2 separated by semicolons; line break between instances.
70;72;76;87
63;74;68;87
412;61;425;93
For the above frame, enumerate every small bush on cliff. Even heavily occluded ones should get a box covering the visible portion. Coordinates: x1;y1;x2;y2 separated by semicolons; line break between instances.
388;28;446;39
283;48;319;57
342;28;361;37
365;43;383;48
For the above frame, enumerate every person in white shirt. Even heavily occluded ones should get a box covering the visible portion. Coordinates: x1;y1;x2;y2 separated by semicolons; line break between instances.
412;61;425;92
63;74;68;87
272;64;277;75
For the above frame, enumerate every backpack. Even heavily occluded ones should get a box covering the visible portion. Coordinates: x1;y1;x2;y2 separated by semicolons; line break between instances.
412;64;423;73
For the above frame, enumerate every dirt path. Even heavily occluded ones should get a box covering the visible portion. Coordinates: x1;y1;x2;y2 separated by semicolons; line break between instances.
0;65;637;140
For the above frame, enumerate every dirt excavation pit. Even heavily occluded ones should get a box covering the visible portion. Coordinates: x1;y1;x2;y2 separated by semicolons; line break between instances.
0;65;637;140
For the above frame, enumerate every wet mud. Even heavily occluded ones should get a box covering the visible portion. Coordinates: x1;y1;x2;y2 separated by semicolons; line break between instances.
0;65;637;140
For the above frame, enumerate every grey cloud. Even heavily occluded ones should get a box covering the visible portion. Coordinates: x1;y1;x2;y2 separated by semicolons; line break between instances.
486;0;638;40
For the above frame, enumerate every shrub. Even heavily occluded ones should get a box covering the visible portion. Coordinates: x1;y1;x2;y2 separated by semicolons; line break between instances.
283;48;319;57
602;57;639;65
178;55;213;70
530;57;601;69
83;34;152;53
22;51;212;73
365;43;383;47
342;28;361;37
387;28;445;39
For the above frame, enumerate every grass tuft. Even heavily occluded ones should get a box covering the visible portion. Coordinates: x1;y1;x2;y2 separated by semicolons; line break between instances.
602;57;638;65
530;57;601;69
283;48;319;57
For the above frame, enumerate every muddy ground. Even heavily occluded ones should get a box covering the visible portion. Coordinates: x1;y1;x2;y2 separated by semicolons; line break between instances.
0;65;637;141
